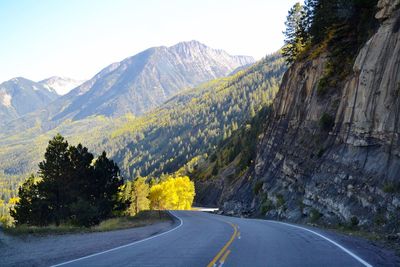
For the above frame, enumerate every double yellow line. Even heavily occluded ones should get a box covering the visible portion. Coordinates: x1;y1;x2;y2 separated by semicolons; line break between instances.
207;222;239;267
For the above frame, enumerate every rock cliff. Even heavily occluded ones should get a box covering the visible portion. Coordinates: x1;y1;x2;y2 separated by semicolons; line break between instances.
201;0;400;233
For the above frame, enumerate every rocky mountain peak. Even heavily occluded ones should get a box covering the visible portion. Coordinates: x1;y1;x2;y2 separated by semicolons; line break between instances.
0;77;59;124
39;76;85;95
47;41;255;121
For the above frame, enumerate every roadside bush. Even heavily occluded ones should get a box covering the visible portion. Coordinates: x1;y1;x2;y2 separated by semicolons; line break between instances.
350;216;359;226
309;208;322;223
70;199;100;227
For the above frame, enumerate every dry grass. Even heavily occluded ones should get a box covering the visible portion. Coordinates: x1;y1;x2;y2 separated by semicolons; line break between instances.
3;211;171;236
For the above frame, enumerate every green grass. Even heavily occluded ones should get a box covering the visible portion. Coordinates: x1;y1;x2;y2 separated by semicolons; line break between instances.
2;211;171;236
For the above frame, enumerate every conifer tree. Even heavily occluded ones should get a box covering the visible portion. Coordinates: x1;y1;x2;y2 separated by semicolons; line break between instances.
282;2;306;64
38;134;70;225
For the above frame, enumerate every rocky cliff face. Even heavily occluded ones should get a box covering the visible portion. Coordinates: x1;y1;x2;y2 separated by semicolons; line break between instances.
205;0;400;233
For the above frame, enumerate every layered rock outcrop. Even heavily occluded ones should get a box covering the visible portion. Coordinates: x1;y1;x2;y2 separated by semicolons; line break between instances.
205;0;400;232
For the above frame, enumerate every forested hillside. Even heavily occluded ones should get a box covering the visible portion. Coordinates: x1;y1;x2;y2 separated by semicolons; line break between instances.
104;53;285;177
0;53;285;222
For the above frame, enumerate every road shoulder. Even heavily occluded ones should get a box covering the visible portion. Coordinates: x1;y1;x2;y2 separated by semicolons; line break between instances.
0;219;177;267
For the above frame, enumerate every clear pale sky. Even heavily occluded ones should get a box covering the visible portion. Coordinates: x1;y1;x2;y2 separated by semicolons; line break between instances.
0;0;301;82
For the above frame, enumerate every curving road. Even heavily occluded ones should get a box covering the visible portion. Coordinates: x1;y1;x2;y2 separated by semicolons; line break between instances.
52;211;373;267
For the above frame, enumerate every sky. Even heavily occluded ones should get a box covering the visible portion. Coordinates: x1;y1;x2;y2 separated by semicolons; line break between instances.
0;0;301;83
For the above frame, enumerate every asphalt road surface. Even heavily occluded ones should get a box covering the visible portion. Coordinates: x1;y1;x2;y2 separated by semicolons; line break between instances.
52;211;373;267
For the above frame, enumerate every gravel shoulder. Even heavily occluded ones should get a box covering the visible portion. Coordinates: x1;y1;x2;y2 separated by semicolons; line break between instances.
0;219;177;267
311;226;400;267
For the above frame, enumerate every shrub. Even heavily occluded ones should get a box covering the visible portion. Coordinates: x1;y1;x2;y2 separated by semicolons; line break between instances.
211;164;219;175
261;199;274;214
350;216;359;228
70;199;100;227
309;208;322;223
374;213;386;226
317;77;329;96
297;200;305;212
253;181;263;195
276;194;285;207
210;153;217;162
319;113;334;131
383;182;400;193
317;147;325;158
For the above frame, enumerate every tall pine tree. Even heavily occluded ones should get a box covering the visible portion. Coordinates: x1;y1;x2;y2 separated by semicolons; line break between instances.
38;134;70;226
282;2;306;64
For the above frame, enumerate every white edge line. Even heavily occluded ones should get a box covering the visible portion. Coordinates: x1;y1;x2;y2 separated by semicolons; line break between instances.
51;211;184;267
263;220;373;267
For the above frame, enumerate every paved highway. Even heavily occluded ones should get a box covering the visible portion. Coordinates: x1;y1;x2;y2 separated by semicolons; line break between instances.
52;211;372;267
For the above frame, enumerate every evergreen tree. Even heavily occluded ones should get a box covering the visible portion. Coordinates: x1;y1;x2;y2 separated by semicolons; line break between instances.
92;151;124;219
301;0;317;41
67;144;94;204
10;175;50;226
11;135;124;226
282;2;306;64
38;134;70;225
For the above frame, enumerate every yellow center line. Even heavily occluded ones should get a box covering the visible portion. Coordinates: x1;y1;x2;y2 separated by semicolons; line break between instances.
207;223;237;267
219;249;231;264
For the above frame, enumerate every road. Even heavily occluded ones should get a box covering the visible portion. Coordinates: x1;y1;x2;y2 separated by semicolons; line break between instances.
52;211;372;267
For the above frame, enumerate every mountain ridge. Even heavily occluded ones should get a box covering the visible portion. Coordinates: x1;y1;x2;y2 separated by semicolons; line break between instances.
39;76;85;95
0;41;255;136
0;77;59;126
51;40;255;121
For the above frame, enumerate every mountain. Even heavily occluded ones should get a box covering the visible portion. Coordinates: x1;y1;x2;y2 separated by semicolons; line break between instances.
0;41;255;136
49;40;255;121
0;53;285;181
39;76;85;95
0;77;58;125
194;0;400;235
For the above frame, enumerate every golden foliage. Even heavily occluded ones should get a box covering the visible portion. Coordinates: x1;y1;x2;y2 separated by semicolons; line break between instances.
8;197;20;205
149;176;195;210
129;177;150;215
